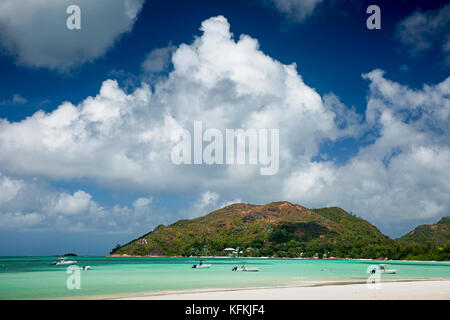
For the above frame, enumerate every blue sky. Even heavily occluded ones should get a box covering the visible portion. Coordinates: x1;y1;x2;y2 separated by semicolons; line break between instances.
0;0;449;255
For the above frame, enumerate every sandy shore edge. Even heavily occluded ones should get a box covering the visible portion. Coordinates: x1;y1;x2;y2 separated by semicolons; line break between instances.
113;279;450;300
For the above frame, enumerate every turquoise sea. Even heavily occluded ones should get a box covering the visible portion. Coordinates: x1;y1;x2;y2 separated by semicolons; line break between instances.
0;256;449;299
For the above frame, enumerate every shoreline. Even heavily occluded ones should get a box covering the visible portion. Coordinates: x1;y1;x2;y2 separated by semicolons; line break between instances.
106;254;450;263
112;279;450;300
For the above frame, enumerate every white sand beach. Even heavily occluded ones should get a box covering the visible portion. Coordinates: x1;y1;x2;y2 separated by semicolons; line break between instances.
117;280;450;300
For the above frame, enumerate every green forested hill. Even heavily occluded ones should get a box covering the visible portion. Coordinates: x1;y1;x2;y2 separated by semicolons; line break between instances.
399;217;450;246
110;202;449;261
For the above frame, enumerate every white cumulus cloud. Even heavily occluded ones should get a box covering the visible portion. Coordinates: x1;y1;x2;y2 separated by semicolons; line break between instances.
395;3;450;64
0;172;158;233
0;15;343;195
266;0;324;22
142;44;176;73
0;16;448;235
48;190;93;216
283;69;450;228
0;0;145;70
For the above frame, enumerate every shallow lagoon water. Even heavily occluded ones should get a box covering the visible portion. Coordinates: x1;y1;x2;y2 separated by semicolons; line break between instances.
0;256;449;299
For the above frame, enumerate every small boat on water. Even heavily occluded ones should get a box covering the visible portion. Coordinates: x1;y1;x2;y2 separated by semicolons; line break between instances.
379;264;397;274
52;257;77;265
370;264;397;274
81;265;91;270
232;265;259;272
192;261;211;269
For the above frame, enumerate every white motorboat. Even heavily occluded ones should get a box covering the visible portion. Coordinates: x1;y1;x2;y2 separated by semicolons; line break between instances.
52;257;77;265
192;261;211;269
232;265;259;272
378;264;397;274
193;264;211;269
82;265;91;270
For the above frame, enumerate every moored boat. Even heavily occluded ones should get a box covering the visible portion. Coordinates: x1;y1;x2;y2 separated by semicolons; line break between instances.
378;264;397;274
52;257;77;265
232;265;259;272
192;261;211;269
